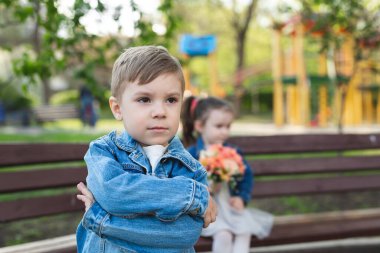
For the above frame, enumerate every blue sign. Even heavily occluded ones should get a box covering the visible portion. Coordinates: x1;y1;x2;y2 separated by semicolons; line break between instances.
180;34;216;56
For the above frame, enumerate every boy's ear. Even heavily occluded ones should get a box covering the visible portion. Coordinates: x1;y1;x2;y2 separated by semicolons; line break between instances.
194;119;203;133
109;96;123;121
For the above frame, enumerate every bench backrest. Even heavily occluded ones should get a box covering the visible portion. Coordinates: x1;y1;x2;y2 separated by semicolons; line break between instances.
32;104;80;122
228;134;380;198
1;133;380;223
0;143;88;222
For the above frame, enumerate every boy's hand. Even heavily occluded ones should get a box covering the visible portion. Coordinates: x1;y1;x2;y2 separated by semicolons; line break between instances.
229;196;244;211
203;195;217;228
76;182;95;212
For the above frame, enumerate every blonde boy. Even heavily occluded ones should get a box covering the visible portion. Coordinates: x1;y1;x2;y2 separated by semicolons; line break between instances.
76;46;216;253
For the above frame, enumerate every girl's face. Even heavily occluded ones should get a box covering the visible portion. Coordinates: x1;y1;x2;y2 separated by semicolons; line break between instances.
196;109;234;147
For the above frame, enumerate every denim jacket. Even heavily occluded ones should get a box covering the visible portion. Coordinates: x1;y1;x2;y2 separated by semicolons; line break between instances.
76;130;209;253
187;137;254;204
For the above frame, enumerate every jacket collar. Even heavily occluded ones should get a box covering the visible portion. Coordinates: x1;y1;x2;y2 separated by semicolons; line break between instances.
113;130;139;152
112;130;198;172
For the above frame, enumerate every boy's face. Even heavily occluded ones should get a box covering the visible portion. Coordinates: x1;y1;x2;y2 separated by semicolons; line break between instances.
195;109;234;147
110;73;183;146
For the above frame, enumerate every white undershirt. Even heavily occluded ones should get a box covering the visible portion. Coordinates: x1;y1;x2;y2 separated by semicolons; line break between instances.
142;145;167;174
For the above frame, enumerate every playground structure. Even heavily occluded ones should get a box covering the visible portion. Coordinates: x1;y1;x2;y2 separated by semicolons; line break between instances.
272;16;380;127
179;34;225;97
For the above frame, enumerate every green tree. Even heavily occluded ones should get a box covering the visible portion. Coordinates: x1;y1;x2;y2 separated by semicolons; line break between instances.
174;0;263;111
298;0;380;131
230;0;258;115
0;0;178;105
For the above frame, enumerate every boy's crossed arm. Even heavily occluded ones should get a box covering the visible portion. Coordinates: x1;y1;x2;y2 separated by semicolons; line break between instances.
79;140;216;248
77;182;216;248
85;140;214;222
77;182;217;228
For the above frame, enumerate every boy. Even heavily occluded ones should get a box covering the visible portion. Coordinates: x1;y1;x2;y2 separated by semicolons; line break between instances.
76;46;217;253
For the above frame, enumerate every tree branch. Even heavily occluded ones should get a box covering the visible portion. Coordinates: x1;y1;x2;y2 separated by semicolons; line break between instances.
241;0;257;35
230;0;240;29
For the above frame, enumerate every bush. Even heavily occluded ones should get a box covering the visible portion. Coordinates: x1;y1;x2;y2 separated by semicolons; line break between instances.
50;89;79;106
0;80;32;111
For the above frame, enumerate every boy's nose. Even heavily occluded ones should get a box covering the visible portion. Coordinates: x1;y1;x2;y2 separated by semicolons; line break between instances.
151;104;166;118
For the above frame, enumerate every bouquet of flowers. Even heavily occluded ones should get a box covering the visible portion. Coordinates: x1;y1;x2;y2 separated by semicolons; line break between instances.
199;144;246;190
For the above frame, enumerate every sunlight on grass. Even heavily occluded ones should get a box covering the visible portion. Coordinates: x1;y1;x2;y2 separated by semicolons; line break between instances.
43;119;123;132
0;119;124;142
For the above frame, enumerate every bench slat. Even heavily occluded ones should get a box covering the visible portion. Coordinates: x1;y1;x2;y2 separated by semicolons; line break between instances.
253;215;380;247
0;167;87;193
195;209;380;251
0;235;77;253
2;175;378;221
0;143;88;166
0;193;83;222
33;104;79;122
250;156;380;175
253;175;380;197
229;134;380;154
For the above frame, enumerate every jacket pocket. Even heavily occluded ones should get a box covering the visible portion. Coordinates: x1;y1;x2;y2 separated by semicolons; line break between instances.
121;163;145;174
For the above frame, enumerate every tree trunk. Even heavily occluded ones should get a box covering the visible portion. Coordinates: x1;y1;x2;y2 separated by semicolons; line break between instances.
32;0;50;104
234;31;245;115
231;0;257;117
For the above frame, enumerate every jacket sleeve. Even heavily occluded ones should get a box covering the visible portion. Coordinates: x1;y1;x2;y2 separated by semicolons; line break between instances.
235;148;254;204
81;202;203;248
85;139;209;221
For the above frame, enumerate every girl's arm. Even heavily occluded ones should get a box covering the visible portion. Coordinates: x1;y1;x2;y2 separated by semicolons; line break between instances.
235;149;254;204
85;139;209;221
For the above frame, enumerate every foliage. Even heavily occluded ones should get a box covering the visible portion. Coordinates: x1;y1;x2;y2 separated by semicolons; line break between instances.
173;1;270;96
0;79;32;111
0;0;178;104
50;89;79;106
299;0;380;62
282;0;380;130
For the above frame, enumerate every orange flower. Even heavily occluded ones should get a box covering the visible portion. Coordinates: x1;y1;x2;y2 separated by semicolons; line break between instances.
199;144;246;188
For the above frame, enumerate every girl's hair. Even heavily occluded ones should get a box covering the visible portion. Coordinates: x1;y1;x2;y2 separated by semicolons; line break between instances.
181;96;234;147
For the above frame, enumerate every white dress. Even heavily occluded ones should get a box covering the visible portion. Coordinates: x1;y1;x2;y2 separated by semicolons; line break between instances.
201;182;274;239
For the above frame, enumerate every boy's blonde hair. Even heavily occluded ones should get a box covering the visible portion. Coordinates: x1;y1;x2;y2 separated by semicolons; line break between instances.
111;46;185;99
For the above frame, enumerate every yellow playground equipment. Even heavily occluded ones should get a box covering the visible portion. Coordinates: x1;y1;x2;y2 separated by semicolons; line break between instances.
272;16;380;127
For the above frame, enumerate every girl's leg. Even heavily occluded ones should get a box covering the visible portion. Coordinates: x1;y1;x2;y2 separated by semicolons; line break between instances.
212;230;233;253
232;233;251;253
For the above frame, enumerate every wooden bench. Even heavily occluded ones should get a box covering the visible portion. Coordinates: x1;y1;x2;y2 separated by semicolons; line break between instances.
32;104;80;123
1;133;380;252
196;133;380;251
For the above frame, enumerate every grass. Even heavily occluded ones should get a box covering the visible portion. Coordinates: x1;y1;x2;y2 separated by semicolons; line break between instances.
0;131;101;143
0;119;121;143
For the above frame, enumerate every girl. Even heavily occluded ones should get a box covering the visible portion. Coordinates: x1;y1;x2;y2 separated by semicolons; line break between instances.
181;96;273;253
